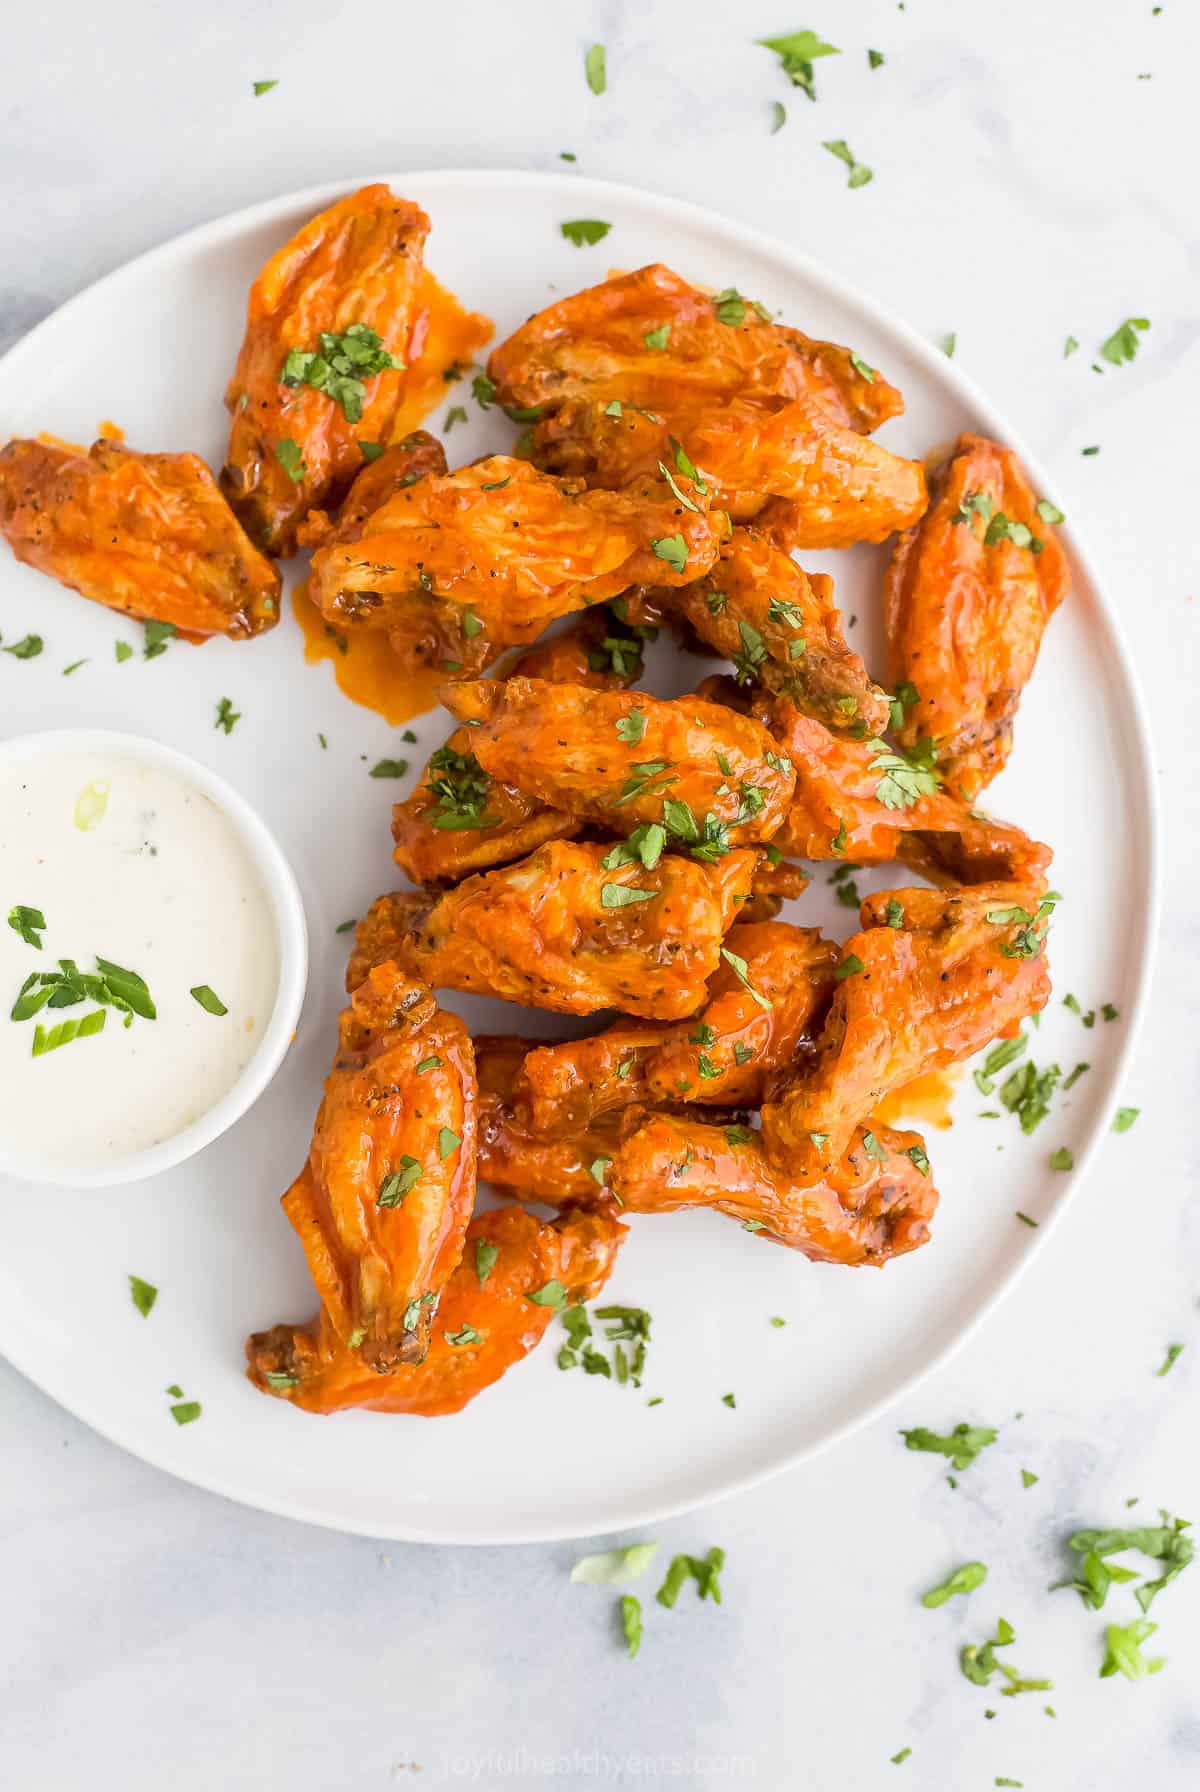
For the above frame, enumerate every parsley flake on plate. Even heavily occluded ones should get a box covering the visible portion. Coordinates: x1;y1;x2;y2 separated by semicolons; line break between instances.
922;1561;987;1608
128;1274;158;1318
902;1422;997;1471
189;985;228;1017
561;219;612;248
214;696;240;735
823;138;874;188
7;905;45;949
585;43;606;95
757;29;840;101
571;1543;659;1585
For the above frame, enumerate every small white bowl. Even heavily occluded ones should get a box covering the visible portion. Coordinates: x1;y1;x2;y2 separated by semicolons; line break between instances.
0;728;308;1188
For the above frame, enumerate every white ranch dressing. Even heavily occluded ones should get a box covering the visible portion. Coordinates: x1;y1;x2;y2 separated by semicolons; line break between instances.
0;749;279;1170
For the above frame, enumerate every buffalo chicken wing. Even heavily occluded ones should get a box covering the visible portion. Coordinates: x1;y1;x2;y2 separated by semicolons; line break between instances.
349;841;757;1019
220;185;432;556
885;433;1069;799
248;1203;625;1416
0;437;280;638
278;964;476;1372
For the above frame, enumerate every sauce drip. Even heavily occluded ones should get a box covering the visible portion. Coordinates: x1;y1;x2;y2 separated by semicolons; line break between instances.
291;578;445;726
873;1066;960;1132
394;271;493;440
290;273;492;725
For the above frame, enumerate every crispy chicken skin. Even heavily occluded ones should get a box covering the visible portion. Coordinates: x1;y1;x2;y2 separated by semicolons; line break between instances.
761;882;1052;1175
442;678;795;846
475;1035;635;1203
247;1203;625;1416
279;964;476;1374
488;264;903;432
513;922;837;1132
220;185;431;556
644;521;889;734
299;429;497;679
306;455;720;650
762;701;1053;882
885;433;1069;799
349;842;757;1019
390;612;668;886
391;725;578;887
529;393;928;545
0;437;280;638
610;1114;936;1265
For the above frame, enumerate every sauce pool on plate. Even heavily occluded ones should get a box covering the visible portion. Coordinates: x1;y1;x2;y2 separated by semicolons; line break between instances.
0;748;280;1170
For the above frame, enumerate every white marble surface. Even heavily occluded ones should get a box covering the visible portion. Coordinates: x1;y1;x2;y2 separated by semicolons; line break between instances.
1;2;1197;1786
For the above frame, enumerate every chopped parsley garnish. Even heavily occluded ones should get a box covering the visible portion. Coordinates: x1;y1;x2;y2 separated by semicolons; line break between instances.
115;640;134;663
1021;1469;1039;1487
650;532;687;572
585;42;606;95
997;1055;1060;1133
861;1129;888;1163
602;823;667;873
1113;1106;1139;1133
960;1617;1051;1696
1102;1003;1119;1022
128;1274;158;1318
378;1158;422;1207
571;1543;659;1584
425;747;498;830
3;633;43;660
902;1422;998;1471
358;440;385;462
7;905;45;950
1064;335;1079;357
369;757;410;779
905;1143;930;1177
1062;1062;1089;1091
868;48;885;68
615;710;646;745
656;1547;725;1607
1062;1514;1192;1616
280;324;403;423
722;1392;736;1408
620;1594;642;1659
526;1279;568;1309
757;29;841;100
143;619;177;660
437;1127;461;1160
275;438;306;483
252;79;278;96
643;323;671;352
724;1125;755;1148
1036;498;1065;525
823;138;874;188
868;737;938;809
169;1398;202;1426
885;898;906;929
922;1561;987;1608
444;1325;483;1347
732;619;768;684
402;1292;438;1332
214;697;240;735
189;985;228;1017
474;1239;499;1284
768;596;806;630
561;219;612;247
1100;317;1150;367
615;759;676;806
830;821;847;854
1100;1618;1165;1680
1157;1343;1184;1378
712;287;757;327
444;405;467;430
415;1055;443;1075
601;882;657;909
720;947;772;1011
657;458;700;512
850;352;876;382
834;953;865;981
62;658;87;676
1048;1146;1073;1172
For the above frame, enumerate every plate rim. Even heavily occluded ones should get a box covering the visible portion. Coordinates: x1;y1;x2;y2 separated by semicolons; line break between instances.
0;167;1162;1543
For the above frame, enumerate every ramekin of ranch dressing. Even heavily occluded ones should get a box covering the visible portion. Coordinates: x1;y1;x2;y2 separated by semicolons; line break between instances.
0;731;307;1186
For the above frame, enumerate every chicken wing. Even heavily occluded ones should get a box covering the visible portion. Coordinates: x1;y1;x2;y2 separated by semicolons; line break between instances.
0;437;280;638
307;455;721;652
389;607;660;887
760;700;1053;882
488;263;903;432
610;1114;937;1265
761;882;1053;1174
220;185;433;556
349;841;757;1019
884;433;1069;799
441;677;795;847
529;393;928;545
279;963;476;1373
477;1034;635;1203
642;520;889;734
247;1203;625;1416
504;598;663;689
513;921;837;1133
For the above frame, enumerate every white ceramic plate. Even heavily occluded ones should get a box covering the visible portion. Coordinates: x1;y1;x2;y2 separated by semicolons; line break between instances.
0;172;1157;1543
